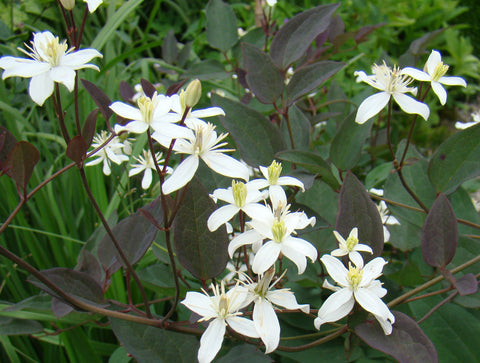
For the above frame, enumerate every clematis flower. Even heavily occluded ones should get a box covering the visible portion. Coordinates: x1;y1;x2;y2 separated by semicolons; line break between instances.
402;50;467;105
377;201;400;242
354;61;430;124
207;180;267;232
85;131;129;175
84;0;103;13
0;31;102;106
228;192;317;275
128;149;171;190
249;160;304;202
181;282;259;363
240;269;309;353
331;227;373;268
159;122;250;195
315;254;395;335
455;111;480;130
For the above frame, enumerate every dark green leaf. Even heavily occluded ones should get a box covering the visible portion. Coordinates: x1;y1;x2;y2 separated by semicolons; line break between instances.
98;199;162;274
184;59;229;80
5;141;40;194
205;0;238;52
336;171;384;259
329;112;373;170
365;162;392;190
286;61;345;105
275;149;340;190
162;29;178;64
421;193;458;268
66;135;88;164
355;311;437;363
110;318;199;362
0;316;43;335
281;105;311;150
242;43;284;104
217;344;271;362
270;4;339;70
428;122;480;194
212;94;286;167
173;177;229;280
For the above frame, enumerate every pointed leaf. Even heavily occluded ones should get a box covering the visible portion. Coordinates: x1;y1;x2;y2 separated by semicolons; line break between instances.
286;61;345;105
66;135;88;164
5;141;40;194
336;171;384;258
162;29;178;64
81;79;113;121
0;316;43;335
242;43;284;104
276;149;340;190
421;193;458;268
355;311;438;363
205;0;238;52
82;109;98;148
119;80;135;101
428;122;480;194
27;268;105;306
212;94;287;167
110;318;199;362
166;80;186;97
330;112;373;170
454;273;478;296
141;79;156;99
98;199;162;274
270;4;339;70
173;177;229;280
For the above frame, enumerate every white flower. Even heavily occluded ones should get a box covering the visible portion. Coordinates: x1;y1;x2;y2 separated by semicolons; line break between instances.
402;50;467;105
314;254;395;335
240;269;309;353
266;0;277;7
181;282;259;363
128;149;171;190
377;201;400;242
455;111;480;130
249;160;305;202
331;228;373;267
85;131;129;175
110;92;187;139
159;122;250;195
228;192;317;275
84;0;102;13
354;61;430;124
222;260;248;283
0;31;102;106
169;92;225;129
207;180;267;232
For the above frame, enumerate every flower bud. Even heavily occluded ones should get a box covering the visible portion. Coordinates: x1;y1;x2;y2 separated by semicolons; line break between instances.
60;0;75;10
184;79;202;108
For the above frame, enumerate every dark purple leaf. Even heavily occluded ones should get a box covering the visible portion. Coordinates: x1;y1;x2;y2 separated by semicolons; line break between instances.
97;199;162;275
27;268;105;306
140;79;156;98
205;0;238;52
75;249;103;284
336;171;384;259
0;126;17;168
82;109;98;148
270;3;339;70
5;141;40;195
327;15;345;42
173;177;229;280
66;135;88;164
354;23;384;44
355;311;438;363
286;61;344;105
81;79;113;121
242;42;284;104
0;316;43;335
421;193;458;267
119;81;135;102
166;79;186;96
454;273;478;296
51;297;74;318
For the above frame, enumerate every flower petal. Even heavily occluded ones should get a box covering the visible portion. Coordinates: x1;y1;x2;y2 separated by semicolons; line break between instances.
360;257;387;285
431;81;447;105
61;49;102;69
141;168;153;189
228;229;262;257
162;155;199;195
226;316;259;338
392;93;430;120
198;318;226;363
181;291;217;319
29;72;54;106
314;288;354;330
202;152;250;181
0;57;50;79
425;50;442;75
354;287;393;322
207;204;239;232
253;299;280;353
320;254;349;287
277;176;304;190
252;241;281;275
438;75;467;87
355;92;390;124
401;67;431;82
110;101;142;121
267;289;310;313
191;107;225;118
50;66;76;91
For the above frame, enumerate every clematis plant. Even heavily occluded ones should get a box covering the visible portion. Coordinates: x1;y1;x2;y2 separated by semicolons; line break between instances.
128;150;171;190
85;131;129;176
0;31;102;106
331;227;373;268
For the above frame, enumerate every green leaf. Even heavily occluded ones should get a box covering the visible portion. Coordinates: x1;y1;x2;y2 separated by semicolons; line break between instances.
329;112;373;170
270;4;339;70
242;43;284;104
91;0;144;51
421;194;458;268
217;344;271;362
336;171;384;259
173;177;229;280
162;29;178;64
0;316;43;335
355;311;437;363
365;162;392;190
211;94;287;167
286;61;345;105
110;318;199;363
184;59;230;80
275;149;340;190
205;0;238;52
428;122;480;194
